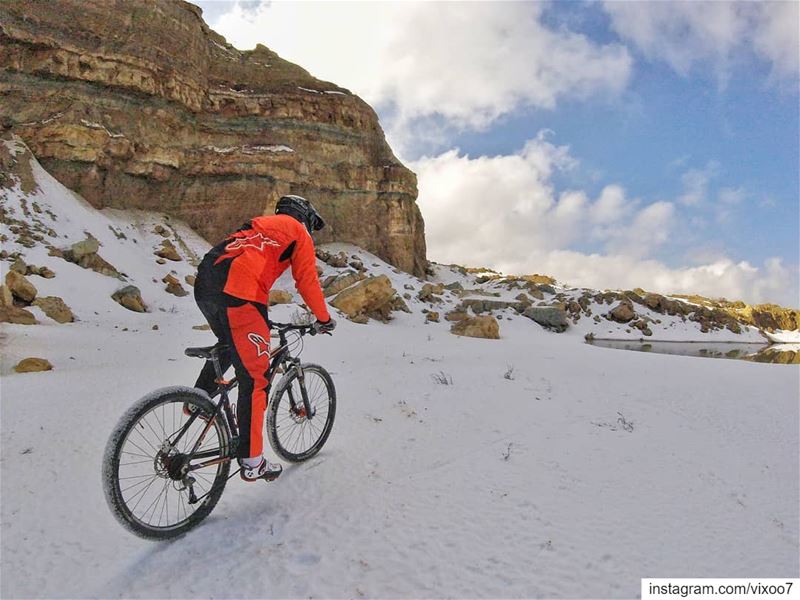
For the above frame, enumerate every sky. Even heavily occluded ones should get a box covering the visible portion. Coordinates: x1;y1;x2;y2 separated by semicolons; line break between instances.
196;0;799;306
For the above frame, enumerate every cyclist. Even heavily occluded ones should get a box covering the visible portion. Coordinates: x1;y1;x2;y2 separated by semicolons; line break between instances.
191;195;336;482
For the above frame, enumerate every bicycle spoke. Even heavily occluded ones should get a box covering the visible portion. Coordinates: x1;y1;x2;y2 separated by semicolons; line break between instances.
140;413;165;451
120;459;153;467
121;450;153;460
121;474;158;495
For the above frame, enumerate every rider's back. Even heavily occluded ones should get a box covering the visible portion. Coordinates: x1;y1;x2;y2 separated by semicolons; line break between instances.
197;214;328;319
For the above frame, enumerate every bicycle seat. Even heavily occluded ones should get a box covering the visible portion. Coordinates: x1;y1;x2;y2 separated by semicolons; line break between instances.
184;343;228;359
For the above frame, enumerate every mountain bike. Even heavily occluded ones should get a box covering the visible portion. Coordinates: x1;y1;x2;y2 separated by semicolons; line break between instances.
102;321;336;540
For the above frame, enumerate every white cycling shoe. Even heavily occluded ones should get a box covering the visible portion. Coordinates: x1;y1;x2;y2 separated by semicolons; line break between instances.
240;457;282;482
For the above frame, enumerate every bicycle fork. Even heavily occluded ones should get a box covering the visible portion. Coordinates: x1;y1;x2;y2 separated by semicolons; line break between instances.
286;362;316;420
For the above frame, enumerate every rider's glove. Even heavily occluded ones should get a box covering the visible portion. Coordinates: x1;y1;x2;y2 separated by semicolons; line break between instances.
313;317;336;335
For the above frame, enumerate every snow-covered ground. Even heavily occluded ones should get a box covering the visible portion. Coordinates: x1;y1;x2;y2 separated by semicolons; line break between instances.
1;141;798;598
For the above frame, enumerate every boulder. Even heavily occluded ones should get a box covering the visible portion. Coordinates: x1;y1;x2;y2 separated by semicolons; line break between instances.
567;301;582;315
112;285;147;312
609;302;636;323
323;272;366;297
269;289;293;305
536;284;556;295
0;285;13;307
418;283;444;302
155;240;181;261
162;274;189;296
450;315;500;339
643;293;664;311
445;310;469;322
320;251;348;268
522;306;569;333
391;295;412;314
5;271;37;303
69;237;100;261
14;357;53;373
184;274;196;287
32;265;56;279
444;281;463;291
32;296;75;323
76;253;122;278
461;298;524;314
426;311;440;323
11;257;27;274
330;275;397;322
524;284;545;300
0;305;38;324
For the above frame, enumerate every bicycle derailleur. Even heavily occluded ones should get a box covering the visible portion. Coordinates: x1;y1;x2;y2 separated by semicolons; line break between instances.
156;440;199;504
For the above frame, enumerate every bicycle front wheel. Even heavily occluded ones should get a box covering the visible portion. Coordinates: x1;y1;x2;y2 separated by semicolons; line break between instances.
102;387;231;540
266;364;336;462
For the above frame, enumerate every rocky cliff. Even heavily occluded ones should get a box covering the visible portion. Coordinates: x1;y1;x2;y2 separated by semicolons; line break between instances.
0;0;426;276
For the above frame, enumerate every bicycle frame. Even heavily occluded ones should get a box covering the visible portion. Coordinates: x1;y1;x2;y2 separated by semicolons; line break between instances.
169;323;317;474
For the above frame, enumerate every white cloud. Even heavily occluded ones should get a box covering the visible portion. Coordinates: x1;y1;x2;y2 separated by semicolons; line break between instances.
678;161;720;206
603;1;799;80
413;138;796;305
716;186;747;223
211;2;632;130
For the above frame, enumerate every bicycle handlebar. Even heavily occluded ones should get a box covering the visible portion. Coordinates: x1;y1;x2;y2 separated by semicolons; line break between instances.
268;321;321;336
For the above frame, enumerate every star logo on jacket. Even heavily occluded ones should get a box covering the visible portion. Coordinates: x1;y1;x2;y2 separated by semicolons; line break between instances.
225;232;281;253
247;333;270;357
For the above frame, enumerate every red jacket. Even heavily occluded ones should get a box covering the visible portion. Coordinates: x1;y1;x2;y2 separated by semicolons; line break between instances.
213;214;330;322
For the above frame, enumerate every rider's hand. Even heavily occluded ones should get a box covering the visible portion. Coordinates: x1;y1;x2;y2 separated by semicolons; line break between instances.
313;317;336;335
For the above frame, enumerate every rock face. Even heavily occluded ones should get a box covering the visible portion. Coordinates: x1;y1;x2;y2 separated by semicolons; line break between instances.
0;0;426;277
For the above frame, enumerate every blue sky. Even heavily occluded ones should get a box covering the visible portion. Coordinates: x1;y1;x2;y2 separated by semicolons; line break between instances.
199;1;798;305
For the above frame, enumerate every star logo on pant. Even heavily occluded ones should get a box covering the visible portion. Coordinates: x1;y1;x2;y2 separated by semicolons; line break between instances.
247;333;270;357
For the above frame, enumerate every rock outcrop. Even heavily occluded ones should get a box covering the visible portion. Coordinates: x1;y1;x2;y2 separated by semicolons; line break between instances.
0;0;426;276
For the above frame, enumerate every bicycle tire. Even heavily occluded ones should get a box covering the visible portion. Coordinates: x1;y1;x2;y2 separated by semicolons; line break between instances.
266;364;336;462
102;386;231;540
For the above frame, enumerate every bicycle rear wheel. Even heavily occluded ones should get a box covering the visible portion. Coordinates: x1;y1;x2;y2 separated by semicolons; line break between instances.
266;364;336;462
102;387;231;540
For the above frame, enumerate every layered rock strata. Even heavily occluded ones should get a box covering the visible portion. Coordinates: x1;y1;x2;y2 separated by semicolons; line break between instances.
0;0;426;275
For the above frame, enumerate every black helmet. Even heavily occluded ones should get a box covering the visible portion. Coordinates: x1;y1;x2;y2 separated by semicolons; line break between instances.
275;195;325;233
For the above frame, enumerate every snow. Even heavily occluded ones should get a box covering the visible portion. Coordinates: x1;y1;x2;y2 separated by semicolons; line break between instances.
204;145;294;155
766;330;800;344
1;144;798;598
